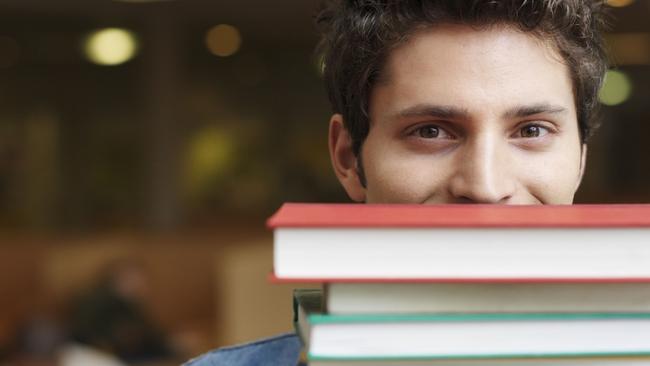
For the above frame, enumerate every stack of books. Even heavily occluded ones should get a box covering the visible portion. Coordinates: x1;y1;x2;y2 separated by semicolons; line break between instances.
268;203;650;365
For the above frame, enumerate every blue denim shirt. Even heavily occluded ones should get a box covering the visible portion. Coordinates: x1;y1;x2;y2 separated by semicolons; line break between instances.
184;332;303;366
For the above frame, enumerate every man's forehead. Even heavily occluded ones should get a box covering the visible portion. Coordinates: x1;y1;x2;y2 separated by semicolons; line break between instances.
378;23;567;85
371;23;576;122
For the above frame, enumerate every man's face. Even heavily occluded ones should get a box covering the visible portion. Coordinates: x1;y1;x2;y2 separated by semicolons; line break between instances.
330;24;586;204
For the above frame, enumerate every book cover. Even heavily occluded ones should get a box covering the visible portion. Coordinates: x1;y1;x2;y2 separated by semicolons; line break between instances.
293;289;650;361
323;282;650;314
268;203;650;228
270;204;650;280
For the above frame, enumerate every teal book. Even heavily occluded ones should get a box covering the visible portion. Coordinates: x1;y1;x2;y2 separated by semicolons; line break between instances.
293;289;650;362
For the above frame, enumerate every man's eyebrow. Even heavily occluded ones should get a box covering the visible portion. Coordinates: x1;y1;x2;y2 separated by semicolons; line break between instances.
395;104;470;120
504;103;568;119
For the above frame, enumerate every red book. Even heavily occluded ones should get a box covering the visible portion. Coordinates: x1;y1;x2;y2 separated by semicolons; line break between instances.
268;203;650;281
267;203;650;228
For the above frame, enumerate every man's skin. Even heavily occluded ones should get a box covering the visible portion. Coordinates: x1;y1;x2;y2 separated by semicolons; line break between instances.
330;24;587;204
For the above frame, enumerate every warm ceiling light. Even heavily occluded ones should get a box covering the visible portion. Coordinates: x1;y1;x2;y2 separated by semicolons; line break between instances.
83;28;138;66
606;0;635;7
605;33;650;65
205;24;242;58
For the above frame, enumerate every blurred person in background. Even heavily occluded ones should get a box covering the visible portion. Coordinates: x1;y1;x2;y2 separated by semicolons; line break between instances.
185;0;609;365
4;314;127;366
5;315;64;366
67;259;173;365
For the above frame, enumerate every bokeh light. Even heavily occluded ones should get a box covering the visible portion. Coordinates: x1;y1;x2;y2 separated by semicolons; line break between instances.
599;70;632;106
205;24;242;57
83;28;138;66
605;33;650;65
186;125;235;196
607;0;634;7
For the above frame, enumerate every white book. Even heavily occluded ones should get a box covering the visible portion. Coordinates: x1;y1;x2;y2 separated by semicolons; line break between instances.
269;204;650;280
326;282;650;314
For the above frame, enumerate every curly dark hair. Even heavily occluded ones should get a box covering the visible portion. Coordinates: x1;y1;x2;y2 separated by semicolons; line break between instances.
316;0;610;157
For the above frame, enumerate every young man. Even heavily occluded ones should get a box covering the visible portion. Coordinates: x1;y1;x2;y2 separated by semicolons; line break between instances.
186;0;609;364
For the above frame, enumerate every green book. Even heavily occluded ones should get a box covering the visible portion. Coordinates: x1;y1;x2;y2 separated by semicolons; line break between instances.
293;289;650;362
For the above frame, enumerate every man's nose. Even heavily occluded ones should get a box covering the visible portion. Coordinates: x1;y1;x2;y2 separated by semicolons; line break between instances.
448;135;516;204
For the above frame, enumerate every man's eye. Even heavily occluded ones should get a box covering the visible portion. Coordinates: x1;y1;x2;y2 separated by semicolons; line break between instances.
418;126;440;138
411;125;452;139
518;124;549;138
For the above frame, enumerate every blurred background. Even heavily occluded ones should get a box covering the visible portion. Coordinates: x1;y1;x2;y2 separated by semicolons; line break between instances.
0;0;648;364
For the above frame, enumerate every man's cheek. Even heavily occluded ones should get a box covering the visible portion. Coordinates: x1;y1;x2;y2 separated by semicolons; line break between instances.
368;159;439;203
524;159;581;204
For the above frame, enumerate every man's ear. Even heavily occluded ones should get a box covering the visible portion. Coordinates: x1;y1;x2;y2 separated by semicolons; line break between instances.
328;114;366;202
575;143;588;193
